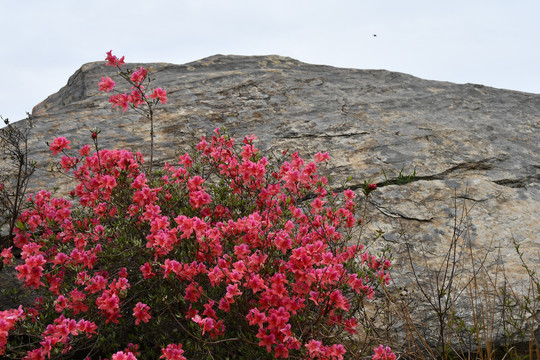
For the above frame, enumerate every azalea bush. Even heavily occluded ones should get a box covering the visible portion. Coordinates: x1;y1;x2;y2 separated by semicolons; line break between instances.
0;52;395;360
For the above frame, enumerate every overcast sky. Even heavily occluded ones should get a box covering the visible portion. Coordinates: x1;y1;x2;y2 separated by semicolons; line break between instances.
1;0;539;124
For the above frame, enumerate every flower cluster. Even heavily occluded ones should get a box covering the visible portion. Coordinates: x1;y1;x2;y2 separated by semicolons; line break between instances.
99;51;167;113
0;128;392;359
372;344;397;360
0;306;24;355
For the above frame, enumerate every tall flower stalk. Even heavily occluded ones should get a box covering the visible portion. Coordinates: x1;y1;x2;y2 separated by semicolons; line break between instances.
99;51;167;181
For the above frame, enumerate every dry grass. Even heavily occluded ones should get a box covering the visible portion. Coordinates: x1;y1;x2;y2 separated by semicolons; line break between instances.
349;191;540;360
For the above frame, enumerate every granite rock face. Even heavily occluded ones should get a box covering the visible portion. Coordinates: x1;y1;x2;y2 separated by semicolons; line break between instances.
9;55;540;345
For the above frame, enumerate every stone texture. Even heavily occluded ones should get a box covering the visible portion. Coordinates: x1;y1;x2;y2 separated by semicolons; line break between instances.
6;55;540;346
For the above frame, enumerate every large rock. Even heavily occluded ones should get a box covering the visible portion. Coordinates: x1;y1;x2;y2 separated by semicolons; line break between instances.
8;55;540;349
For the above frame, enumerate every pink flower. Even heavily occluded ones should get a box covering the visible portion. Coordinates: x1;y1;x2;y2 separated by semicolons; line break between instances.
105;50;125;68
246;308;266;327
343;189;356;200
54;295;68;312
79;144;91;156
16;254;46;289
98;77;116;92
305;339;323;357
128;89;144;108
160;343;186;360
329;289;350;311
372;345;397;360
140;262;155;279
130;67;148;84
1;247;13;265
328;344;346;359
49;137;71;155
225;283;242;301
150;88;167;104
109;93;130;113
274;344;289;359
124;343;140;357
118;267;128;278
0;306;25;355
133;302;151;325
192;316;215;335
112;351;137;360
344;317;358;334
77;319;97;335
256;329;276;353
60;155;76;171
314;151;330;163
96;291;121;324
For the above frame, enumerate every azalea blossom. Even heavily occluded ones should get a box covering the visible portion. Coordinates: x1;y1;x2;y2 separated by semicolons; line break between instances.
314;151;330;163
130;67;148;84
133;302;151;325
112;350;137;360
160;343;186;360
372;345;397;360
150;88;167;104
49;137;71;155
98;77;116;92
109;93;130;113
1;247;13;265
105;50;125;68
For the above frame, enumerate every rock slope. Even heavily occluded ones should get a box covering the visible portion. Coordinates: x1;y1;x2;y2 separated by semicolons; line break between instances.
9;54;540;345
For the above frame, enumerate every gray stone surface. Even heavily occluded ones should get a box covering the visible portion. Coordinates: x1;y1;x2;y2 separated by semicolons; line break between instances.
6;55;540;347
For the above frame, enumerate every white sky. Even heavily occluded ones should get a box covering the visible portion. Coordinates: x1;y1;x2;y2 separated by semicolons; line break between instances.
1;0;539;124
